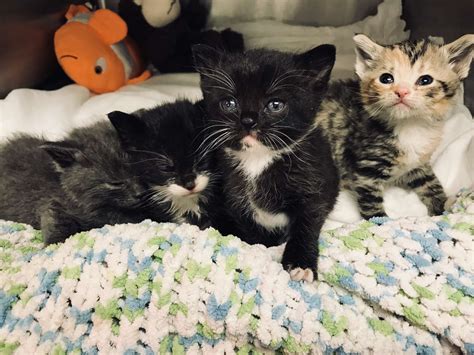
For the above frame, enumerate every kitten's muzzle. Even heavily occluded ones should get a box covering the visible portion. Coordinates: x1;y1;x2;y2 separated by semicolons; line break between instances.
181;174;197;191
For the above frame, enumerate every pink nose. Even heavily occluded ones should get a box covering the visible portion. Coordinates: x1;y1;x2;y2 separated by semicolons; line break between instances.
395;88;410;99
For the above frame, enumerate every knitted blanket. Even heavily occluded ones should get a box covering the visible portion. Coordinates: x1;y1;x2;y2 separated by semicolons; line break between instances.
0;190;472;354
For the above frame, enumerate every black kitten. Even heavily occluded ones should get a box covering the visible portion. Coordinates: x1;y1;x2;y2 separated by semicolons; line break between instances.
0;122;156;244
108;99;216;227
193;45;340;281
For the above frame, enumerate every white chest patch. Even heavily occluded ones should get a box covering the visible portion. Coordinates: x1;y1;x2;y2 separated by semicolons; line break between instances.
170;195;201;221
394;120;443;172
252;204;289;231
151;185;201;222
226;144;279;179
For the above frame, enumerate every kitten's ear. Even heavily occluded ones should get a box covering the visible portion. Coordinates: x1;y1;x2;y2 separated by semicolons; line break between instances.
192;44;222;72
294;44;336;83
107;111;148;149
40;141;83;170
353;34;384;77
443;34;474;79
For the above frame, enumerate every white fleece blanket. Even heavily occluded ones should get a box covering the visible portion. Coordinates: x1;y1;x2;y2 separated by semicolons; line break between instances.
0;73;473;228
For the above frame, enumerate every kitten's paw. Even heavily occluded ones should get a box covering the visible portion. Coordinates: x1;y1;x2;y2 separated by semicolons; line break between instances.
444;196;457;212
40;201;80;245
281;244;318;282
428;197;447;216
361;211;387;220
289;267;315;282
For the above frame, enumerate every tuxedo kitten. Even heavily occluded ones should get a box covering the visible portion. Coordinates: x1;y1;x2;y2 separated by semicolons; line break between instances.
193;44;339;282
0;122;155;244
108;99;215;226
315;34;474;219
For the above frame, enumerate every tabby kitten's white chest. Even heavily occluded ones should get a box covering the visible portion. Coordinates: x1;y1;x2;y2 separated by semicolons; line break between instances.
394;120;443;173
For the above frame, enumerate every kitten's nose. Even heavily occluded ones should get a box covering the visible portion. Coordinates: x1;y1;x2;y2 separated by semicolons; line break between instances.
241;117;256;129
182;174;196;191
395;87;410;98
184;180;196;191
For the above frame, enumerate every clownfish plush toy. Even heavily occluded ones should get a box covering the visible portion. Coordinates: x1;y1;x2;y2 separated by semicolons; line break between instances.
54;5;150;94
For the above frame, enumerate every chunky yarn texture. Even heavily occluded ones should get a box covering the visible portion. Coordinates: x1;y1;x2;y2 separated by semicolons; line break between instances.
0;190;472;354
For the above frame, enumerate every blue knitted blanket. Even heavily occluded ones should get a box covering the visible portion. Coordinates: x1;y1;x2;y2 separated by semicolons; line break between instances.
0;190;472;354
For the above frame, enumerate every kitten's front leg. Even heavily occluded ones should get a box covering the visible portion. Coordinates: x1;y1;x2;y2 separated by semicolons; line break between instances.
40;201;82;245
397;164;447;215
281;207;326;282
351;173;387;219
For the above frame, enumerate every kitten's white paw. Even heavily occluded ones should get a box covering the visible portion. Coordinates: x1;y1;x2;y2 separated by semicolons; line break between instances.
289;267;314;282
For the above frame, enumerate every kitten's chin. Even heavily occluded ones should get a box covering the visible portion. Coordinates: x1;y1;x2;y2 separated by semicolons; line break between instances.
241;135;260;149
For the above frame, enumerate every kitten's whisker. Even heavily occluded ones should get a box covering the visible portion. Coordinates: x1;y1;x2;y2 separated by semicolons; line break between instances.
269;130;308;165
127;149;168;159
195;128;231;154
202;131;232;156
195;66;236;92
127;158;168;165
196;130;233;163
205;85;235;94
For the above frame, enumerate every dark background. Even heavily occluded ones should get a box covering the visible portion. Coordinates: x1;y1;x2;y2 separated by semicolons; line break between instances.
0;0;473;110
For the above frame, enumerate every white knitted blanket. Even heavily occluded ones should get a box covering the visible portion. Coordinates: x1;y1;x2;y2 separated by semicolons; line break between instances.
0;190;472;354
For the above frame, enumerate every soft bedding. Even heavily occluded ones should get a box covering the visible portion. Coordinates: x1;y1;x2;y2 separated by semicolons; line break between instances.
0;190;472;353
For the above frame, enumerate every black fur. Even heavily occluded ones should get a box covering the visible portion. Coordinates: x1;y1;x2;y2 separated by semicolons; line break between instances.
108;99;217;227
193;45;340;278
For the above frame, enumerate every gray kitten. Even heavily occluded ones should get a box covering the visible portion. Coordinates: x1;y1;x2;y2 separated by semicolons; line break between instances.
315;34;474;219
0;122;157;244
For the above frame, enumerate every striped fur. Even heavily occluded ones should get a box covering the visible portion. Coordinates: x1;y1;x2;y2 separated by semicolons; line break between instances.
315;34;474;218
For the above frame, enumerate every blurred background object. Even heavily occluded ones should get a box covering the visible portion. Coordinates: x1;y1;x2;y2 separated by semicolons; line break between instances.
0;0;472;110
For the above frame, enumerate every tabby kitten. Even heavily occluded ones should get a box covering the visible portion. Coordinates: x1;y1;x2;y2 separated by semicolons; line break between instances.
108;99;216;227
193;44;339;282
315;34;474;219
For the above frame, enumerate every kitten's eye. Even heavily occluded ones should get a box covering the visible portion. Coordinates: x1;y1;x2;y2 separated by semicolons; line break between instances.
379;73;394;84
219;98;238;113
416;75;433;86
265;100;286;113
162;163;175;173
195;158;209;171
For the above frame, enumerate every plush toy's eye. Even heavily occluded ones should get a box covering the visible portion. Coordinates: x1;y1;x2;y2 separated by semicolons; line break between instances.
94;57;107;75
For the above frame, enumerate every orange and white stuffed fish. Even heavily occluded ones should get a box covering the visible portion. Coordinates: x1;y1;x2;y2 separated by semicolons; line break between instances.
54;5;150;94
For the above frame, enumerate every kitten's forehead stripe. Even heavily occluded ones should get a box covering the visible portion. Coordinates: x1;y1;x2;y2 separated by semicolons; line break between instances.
396;40;430;65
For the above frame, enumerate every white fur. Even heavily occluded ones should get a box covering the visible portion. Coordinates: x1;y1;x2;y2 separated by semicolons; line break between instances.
226;143;280;179
251;204;289;231
194;175;210;193
393;119;443;175
289;267;314;282
152;174;209;221
168;194;201;222
167;175;209;197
